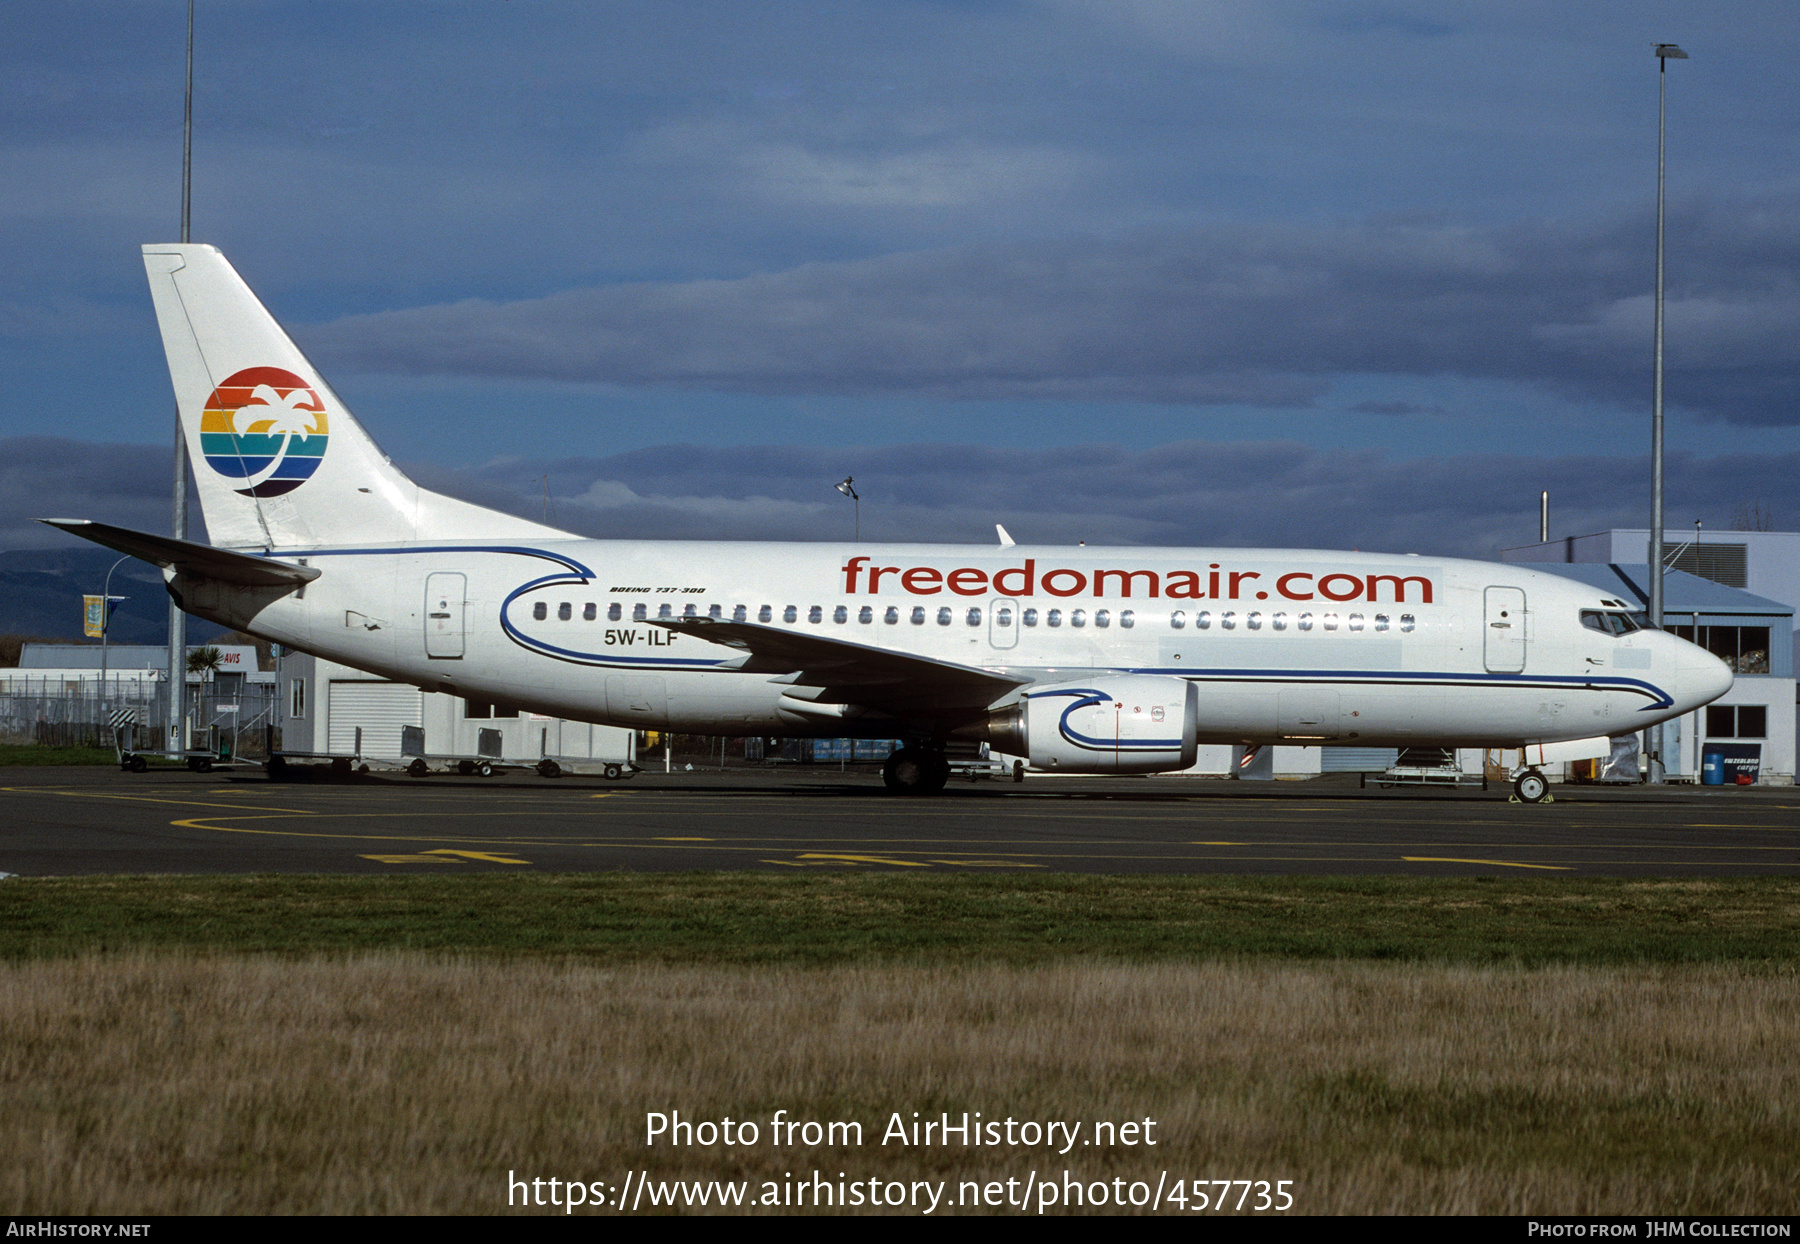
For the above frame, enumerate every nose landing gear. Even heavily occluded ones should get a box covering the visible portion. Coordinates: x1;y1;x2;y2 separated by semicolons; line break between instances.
1511;768;1551;804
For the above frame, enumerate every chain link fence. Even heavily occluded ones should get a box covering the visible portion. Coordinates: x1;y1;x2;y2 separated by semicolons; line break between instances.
0;679;282;757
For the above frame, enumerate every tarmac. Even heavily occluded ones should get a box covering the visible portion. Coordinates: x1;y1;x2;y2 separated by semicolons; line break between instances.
3;763;1798;876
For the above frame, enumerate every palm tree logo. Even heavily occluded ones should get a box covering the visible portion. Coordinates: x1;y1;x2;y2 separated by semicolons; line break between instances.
199;367;332;498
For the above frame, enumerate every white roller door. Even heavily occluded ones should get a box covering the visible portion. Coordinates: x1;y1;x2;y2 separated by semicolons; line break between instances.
327;680;422;758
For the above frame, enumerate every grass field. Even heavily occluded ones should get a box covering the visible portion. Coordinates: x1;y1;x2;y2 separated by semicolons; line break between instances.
0;744;149;767
4;875;1798;1215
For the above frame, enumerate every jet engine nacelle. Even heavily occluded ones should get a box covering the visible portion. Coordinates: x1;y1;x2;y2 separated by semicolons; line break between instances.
988;676;1199;774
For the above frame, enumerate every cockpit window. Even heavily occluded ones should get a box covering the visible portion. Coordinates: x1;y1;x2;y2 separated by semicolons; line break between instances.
1581;609;1643;636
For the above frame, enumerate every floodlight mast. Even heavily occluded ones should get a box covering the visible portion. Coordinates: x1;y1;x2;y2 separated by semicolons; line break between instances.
167;0;196;757
1647;42;1687;784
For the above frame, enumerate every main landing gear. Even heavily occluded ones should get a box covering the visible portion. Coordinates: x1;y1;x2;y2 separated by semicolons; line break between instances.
883;747;949;795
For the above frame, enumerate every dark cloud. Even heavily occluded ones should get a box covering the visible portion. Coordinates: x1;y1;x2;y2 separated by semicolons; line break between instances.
308;200;1800;425
0;437;178;551
1347;400;1447;417
410;439;1800;561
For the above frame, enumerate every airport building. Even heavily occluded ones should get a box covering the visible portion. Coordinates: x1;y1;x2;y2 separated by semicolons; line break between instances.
279;653;635;775
1497;544;1797;785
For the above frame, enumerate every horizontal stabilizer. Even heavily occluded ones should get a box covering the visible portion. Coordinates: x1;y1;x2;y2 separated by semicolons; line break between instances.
39;519;320;587
653;616;1025;710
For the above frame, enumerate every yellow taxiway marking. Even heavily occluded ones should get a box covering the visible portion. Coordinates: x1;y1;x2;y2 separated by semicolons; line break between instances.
1188;841;1243;846
361;854;464;864
766;853;932;868
1403;856;1571;870
928;859;1044;868
421;849;531;865
654;836;713;841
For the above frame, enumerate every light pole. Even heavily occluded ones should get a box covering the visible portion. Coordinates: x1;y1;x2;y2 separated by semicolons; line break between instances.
1647;41;1687;785
166;0;196;757
98;556;131;726
834;476;860;542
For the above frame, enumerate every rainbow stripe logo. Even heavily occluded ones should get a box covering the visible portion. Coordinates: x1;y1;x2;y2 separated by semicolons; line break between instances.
198;367;329;498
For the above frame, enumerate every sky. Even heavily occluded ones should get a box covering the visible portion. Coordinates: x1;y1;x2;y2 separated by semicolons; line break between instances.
5;0;1799;557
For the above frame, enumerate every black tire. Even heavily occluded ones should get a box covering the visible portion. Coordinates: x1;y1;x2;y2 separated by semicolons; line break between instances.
128;754;148;773
1012;760;1025;783
883;747;950;795
266;755;287;779
408;758;429;778
476;761;494;778
331;757;352;777
458;760;475;775
603;763;623;780
1514;770;1549;803
537;759;562;779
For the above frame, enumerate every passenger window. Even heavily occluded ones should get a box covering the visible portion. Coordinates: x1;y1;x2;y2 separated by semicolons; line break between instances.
1221;611;1236;630
733;604;747;622
1170;610;1186;630
583;602;597;621
996;606;1013;626
608;602;622;621
1348;613;1365;632
1322;612;1338;631
1094;609;1110;628
808;605;822;623
658;603;673;620
1119;610;1134;629
633;603;647;622
557;602;571;621
1272;612;1287;631
1298;612;1313;631
859;606;873;623
1374;614;1389;632
1022;608;1039;626
679;603;695;618
758;605;772;622
1400;614;1415;633
533;602;547;621
967;608;982;626
1195;610;1212;630
885;606;900;624
708;603;722;619
1071;609;1087;628
911;607;926;624
833;605;847;623
1047;609;1062;628
1246;611;1261;630
937;607;952;626
783;605;798;623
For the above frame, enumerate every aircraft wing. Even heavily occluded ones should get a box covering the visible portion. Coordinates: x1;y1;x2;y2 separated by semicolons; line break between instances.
38;519;320;588
652;616;1025;711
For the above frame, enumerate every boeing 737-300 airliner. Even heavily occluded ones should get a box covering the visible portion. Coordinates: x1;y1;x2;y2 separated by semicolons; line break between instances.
44;245;1734;799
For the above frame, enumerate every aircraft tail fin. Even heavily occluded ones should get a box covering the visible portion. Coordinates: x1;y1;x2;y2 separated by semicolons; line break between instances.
141;244;571;551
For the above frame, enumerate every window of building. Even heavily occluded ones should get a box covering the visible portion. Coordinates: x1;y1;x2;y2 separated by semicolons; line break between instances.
464;698;520;720
1668;625;1771;674
290;680;305;719
1707;704;1767;738
1662;542;1747;589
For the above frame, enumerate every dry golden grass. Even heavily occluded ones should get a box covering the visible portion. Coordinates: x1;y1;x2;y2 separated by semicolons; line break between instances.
3;955;1797;1215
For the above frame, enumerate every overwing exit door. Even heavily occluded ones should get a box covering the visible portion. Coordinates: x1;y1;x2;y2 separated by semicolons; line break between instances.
425;572;466;659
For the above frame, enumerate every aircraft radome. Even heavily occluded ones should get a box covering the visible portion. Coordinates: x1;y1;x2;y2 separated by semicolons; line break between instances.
43;245;1734;800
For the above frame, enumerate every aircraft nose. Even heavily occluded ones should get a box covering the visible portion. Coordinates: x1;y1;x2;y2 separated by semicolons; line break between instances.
1672;639;1733;711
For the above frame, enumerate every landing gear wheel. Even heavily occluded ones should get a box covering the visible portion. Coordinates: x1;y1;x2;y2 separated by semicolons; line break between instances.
536;759;562;779
127;753;148;773
603;763;623;780
1514;769;1549;803
883;747;950;794
476;761;494;778
407;758;429;778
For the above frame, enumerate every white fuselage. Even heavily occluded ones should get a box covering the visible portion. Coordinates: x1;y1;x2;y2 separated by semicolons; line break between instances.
174;538;1732;750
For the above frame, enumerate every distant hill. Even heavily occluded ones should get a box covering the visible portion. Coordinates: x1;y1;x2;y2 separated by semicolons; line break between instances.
0;547;174;646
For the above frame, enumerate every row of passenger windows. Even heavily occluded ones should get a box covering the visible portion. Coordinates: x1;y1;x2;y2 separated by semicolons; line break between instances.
530;599;1415;633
